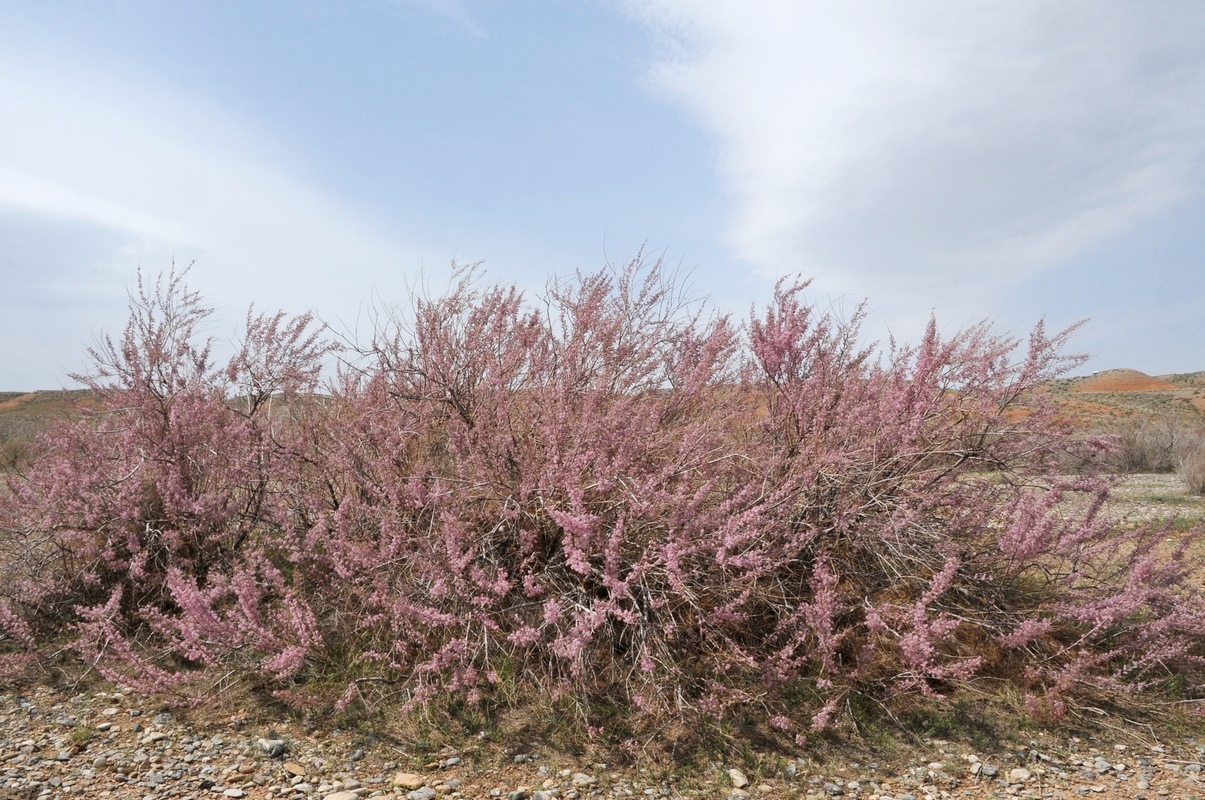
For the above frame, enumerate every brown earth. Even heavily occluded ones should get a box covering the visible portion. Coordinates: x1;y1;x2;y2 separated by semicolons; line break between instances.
1068;369;1180;393
3;681;1205;800
1040;370;1205;431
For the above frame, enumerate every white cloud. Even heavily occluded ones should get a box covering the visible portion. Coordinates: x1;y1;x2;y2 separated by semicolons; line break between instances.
626;2;1205;318
0;44;428;368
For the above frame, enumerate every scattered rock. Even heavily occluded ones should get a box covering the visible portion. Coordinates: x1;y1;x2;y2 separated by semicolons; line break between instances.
394;772;426;789
1008;767;1032;784
7;684;1205;800
258;736;288;757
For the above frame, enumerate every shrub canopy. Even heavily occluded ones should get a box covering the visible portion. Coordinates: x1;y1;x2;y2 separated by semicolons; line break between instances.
1;261;1202;738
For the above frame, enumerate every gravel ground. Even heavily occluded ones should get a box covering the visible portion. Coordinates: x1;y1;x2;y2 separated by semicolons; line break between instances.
3;685;1205;800
1099;473;1205;526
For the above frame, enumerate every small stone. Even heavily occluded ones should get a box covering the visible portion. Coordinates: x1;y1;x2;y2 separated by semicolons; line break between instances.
259;738;289;757
979;764;999;778
1187;763;1203;774
283;762;308;777
729;768;750;789
394;773;425;790
224;790;246;799
571;773;597;788
1093;757;1113;772
444;756;461;767
325;793;359;800
1007;767;1031;784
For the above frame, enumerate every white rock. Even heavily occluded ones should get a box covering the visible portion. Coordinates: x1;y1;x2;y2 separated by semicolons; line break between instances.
258;737;288;757
1007;767;1031;784
728;768;750;789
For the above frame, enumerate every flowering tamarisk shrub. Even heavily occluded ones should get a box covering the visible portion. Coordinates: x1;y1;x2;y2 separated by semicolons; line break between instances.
0;268;332;685
1;260;1203;736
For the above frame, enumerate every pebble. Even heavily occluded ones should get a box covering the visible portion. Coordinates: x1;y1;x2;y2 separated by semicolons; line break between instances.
259;736;289;757
1008;766;1032;783
393;771;425;789
3;686;1205;800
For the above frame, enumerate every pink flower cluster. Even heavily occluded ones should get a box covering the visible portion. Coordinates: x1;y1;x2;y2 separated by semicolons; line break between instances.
1;260;1202;734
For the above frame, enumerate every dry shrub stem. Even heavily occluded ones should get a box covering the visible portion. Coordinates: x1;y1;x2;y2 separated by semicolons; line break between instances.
1;260;1203;743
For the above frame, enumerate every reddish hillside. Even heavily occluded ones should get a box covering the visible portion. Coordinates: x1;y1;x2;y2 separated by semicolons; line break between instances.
1069;369;1179;393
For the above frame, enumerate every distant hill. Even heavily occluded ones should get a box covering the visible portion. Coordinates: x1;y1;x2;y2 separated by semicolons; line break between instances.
0;390;92;466
1042;369;1205;427
2;373;1203;467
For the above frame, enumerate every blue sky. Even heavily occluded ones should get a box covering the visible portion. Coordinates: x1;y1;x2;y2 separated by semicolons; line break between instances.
2;1;1203;389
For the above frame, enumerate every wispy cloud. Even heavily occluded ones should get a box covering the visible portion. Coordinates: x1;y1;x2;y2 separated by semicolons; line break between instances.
626;2;1205;318
0;43;428;381
387;0;489;38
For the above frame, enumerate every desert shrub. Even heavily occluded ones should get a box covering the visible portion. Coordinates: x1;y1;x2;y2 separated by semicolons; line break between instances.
1176;429;1205;495
0;268;335;685
1;260;1203;738
1107;415;1185;473
0;418;36;470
